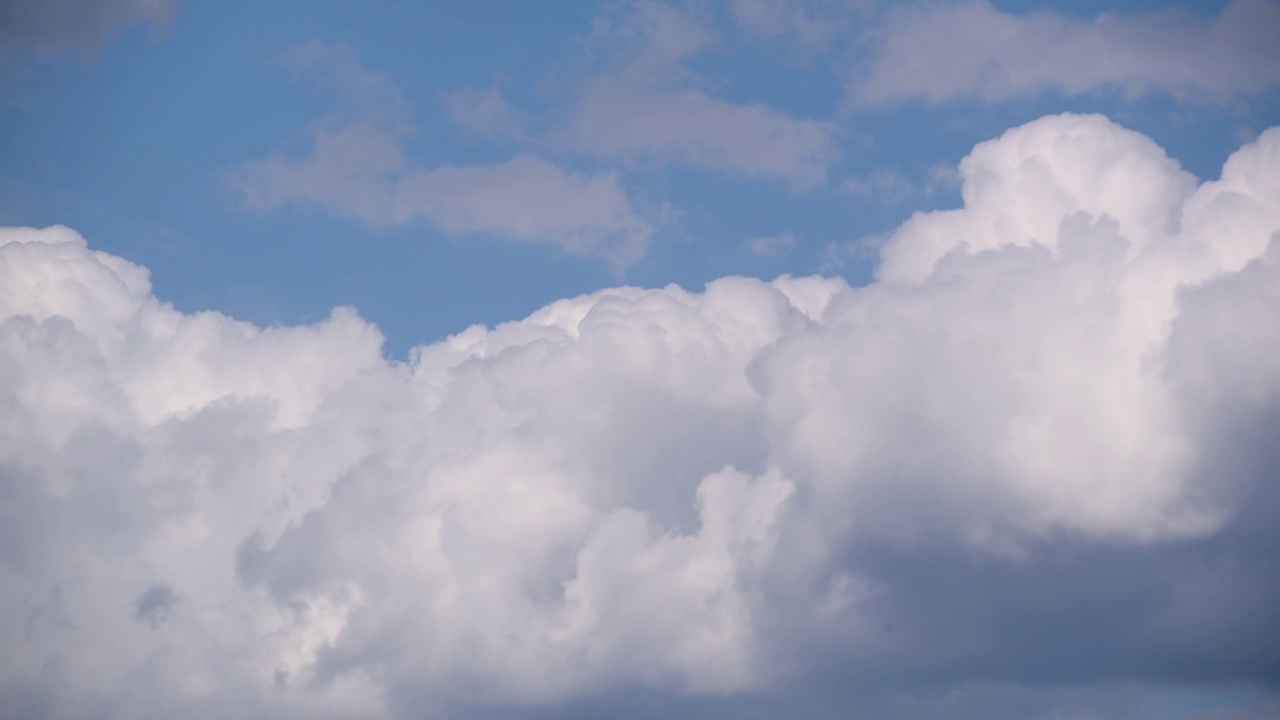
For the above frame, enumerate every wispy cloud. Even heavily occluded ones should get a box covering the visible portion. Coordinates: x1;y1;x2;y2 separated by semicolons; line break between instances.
729;0;871;52
743;232;799;257
564;81;839;189
448;2;842;189
849;0;1280;107
231;42;655;267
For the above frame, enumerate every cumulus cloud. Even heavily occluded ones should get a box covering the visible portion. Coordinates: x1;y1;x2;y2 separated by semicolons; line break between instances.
448;2;841;189
850;0;1280;107
231;42;653;267
4;113;1280;718
0;0;172;63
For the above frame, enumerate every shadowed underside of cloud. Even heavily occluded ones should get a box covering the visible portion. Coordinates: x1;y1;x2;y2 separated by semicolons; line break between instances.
850;0;1280;106
4;113;1280;719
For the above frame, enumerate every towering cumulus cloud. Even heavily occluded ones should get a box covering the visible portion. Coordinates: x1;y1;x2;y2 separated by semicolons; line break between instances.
3;114;1279;719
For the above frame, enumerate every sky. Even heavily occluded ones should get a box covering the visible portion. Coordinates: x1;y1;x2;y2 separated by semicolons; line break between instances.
1;1;1279;719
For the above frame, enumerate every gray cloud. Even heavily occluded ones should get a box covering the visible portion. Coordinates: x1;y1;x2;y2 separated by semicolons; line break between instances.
447;2;842;189
850;0;1280;107
133;583;180;628
0;0;172;63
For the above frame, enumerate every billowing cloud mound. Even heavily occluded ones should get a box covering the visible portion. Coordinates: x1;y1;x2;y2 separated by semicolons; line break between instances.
3;114;1280;719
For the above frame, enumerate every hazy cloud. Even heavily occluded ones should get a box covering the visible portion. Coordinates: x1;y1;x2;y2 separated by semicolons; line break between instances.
0;0;172;63
443;85;530;142
564;81;839;189
231;42;653;266
842;167;913;202
729;0;871;51
850;0;1280;106
569;2;841;188
743;232;798;257
448;2;842;189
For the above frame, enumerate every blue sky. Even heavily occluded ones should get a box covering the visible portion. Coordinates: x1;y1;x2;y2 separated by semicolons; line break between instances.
5;0;1275;357
3;2;1280;719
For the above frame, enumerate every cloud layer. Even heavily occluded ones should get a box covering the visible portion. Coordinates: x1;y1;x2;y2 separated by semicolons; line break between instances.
4;113;1280;718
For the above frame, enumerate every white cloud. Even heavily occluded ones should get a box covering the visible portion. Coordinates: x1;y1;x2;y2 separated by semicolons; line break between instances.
878;112;1201;284
850;0;1280;107
5;114;1280;718
230;42;653;267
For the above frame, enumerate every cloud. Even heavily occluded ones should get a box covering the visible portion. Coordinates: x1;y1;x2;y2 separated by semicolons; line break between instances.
743;232;798;258
849;0;1280;107
448;2;841;189
729;0;871;52
878;112;1202;283
0;0;173;63
230;42;653;267
567;2;841;188
443;85;530;142
842;167;913;202
4;114;1280;718
563;81;839;189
